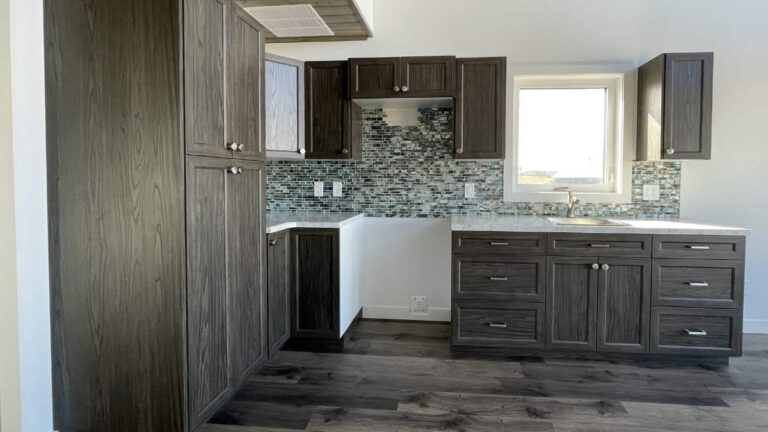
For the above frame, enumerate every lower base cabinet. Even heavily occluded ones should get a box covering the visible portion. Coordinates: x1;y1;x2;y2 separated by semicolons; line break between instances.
267;230;291;356
452;231;745;360
291;229;340;339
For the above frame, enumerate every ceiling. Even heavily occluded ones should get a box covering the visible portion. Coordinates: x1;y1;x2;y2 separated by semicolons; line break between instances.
241;0;373;43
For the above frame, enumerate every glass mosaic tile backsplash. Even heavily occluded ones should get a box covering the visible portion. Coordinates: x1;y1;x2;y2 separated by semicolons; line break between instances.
267;108;680;218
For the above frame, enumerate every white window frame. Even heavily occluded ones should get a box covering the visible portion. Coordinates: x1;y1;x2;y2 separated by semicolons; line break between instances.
504;73;635;204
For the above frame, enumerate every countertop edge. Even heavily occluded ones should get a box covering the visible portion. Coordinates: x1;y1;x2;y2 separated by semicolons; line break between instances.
265;213;366;234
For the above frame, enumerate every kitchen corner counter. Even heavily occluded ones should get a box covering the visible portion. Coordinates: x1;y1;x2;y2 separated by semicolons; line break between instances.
266;212;365;234
450;215;750;236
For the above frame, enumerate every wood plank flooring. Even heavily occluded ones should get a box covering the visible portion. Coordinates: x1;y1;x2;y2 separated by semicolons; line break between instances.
205;320;768;431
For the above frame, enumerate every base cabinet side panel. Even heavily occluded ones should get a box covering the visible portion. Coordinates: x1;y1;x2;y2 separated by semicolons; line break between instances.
267;230;291;356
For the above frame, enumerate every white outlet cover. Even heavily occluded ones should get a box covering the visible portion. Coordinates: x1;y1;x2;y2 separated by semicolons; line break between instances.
465;183;475;199
314;181;324;197
643;184;660;201
333;181;343;197
411;296;428;314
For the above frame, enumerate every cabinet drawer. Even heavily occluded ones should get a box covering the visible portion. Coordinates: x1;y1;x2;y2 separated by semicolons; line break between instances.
453;256;545;301
453;301;544;348
453;232;546;256
547;234;652;257
653;235;745;260
651;307;741;356
653;260;743;308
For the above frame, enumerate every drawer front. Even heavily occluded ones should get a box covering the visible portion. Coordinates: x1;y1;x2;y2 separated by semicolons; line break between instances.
653;259;743;308
653;235;745;260
453;232;546;256
453;256;545;301
651;307;741;356
453;301;545;348
547;234;652;257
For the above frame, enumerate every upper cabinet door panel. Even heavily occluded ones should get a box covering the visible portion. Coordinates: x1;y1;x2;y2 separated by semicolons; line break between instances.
455;57;506;159
184;0;230;158
305;61;354;159
229;7;265;160
349;57;401;98
663;52;713;159
400;56;456;98
265;54;304;155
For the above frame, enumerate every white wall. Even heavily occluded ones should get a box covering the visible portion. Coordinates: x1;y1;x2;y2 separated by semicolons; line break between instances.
3;0;54;430
339;219;365;336
268;0;768;332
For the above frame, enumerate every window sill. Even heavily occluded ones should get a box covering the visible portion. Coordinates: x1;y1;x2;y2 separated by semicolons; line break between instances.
504;190;632;204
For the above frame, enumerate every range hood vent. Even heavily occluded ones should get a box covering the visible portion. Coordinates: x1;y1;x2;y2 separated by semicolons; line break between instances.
245;4;334;38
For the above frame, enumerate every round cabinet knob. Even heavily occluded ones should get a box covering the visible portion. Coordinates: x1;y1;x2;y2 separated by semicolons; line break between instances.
237;167;243;174
237;143;245;152
602;264;610;271
666;148;675;155
341;148;349;155
269;240;277;246
592;263;600;270
401;85;409;92
227;166;238;174
298;148;306;155
228;142;239;151
393;85;401;92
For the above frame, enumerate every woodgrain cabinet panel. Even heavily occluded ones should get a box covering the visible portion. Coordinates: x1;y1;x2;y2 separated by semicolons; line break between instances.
349;57;401;98
651;307;741;356
400;56;455;97
455;57;506;159
291;229;340;339
452;232;546;256
653;259;743;308
546;257;599;350
653;235;745;260
597;258;651;353
267;230;292;356
548;234;652;257
453;255;545;301
453;301;544;348
265;54;305;156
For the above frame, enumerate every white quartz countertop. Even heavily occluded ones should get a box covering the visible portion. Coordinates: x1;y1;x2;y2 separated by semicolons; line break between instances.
266;212;365;234
450;215;750;236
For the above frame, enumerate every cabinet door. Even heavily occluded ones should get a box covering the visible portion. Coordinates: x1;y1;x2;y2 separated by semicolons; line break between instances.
663;53;713;160
546;257;598;351
400;56;455;98
229;6;265;160
597;258;651;353
266;54;305;156
349;57;401;98
455;57;506;159
291;229;339;339
186;156;233;425
305;61;360;159
227;160;268;384
267;230;291;356
184;0;231;158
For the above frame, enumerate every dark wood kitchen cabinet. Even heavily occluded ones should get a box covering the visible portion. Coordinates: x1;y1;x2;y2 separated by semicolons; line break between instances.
46;0;268;429
455;57;506;159
349;56;456;98
637;52;713;160
305;61;362;160
596;258;651;353
546;257;598;350
185;0;266;160
267;230;291;356
290;229;340;339
186;156;267;426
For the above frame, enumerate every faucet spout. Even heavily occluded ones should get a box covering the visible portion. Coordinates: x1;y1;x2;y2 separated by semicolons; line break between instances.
554;187;581;218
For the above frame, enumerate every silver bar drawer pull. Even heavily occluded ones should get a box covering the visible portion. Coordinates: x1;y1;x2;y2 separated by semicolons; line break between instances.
489;276;508;281
686;245;711;250
685;281;710;287
683;328;708;336
489;242;509;246
488;322;508;329
590;243;611;248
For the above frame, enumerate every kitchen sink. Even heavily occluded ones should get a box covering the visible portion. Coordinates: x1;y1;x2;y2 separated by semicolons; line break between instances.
547;217;629;227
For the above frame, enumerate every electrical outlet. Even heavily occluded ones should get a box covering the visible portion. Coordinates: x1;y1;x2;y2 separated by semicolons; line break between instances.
465;183;475;199
333;181;343;197
313;181;324;197
411;296;428;314
643;184;660;201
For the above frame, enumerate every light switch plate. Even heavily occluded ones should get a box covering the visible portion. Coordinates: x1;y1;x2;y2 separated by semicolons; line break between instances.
314;181;324;197
333;181;343;197
642;184;660;201
465;183;475;199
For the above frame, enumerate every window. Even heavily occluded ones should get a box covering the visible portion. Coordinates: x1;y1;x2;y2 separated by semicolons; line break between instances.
505;74;631;203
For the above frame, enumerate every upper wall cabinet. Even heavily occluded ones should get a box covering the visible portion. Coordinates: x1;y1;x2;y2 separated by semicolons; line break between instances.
305;61;362;160
637;52;713;161
265;53;305;158
185;0;265;160
455;57;507;159
349;56;456;98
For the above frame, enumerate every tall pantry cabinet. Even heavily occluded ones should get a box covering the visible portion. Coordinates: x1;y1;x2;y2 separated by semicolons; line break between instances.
45;0;267;430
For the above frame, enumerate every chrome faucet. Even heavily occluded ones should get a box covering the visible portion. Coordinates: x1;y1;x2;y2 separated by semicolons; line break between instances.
555;187;580;218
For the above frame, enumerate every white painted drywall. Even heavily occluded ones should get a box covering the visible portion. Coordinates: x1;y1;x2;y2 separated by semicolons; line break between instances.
339;218;365;336
362;218;452;322
5;0;54;430
268;0;768;333
0;0;23;430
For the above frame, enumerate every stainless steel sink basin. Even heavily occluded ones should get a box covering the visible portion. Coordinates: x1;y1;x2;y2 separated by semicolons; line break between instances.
547;217;628;227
